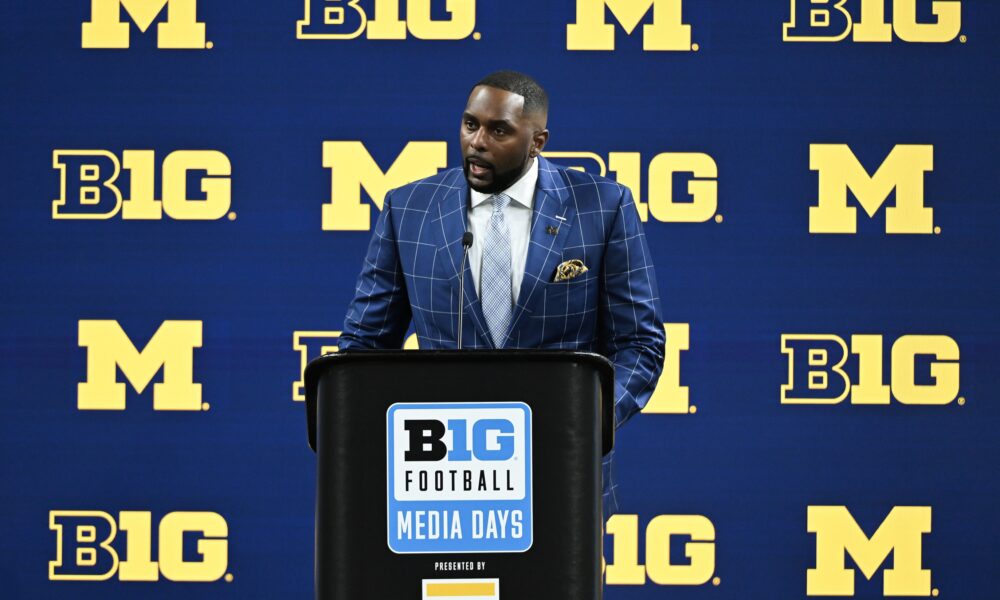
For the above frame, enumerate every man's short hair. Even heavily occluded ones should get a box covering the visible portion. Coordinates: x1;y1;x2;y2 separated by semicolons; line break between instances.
474;70;549;116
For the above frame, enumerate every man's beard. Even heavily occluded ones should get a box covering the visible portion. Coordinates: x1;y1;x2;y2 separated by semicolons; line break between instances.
465;152;532;194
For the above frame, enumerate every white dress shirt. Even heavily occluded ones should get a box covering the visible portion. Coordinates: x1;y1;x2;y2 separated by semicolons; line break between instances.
468;158;538;303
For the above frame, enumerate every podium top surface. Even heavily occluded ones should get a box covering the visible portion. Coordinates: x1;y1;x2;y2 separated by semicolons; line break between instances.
304;349;615;453
306;348;611;379
305;349;613;399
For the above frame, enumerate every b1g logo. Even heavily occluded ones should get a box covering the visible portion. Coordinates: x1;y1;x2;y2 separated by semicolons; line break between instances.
53;150;232;221
78;320;204;411
387;402;532;553
545;152;719;225
604;514;716;586
291;324;691;410
291;330;419;401
298;0;477;40
783;0;962;43
49;510;229;582
292;330;342;401
808;506;933;596
808;144;935;234
567;0;695;51
781;334;960;405
83;0;209;49
320;143;718;231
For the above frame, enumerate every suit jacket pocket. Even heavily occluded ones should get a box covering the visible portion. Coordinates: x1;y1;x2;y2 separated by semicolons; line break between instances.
541;271;598;316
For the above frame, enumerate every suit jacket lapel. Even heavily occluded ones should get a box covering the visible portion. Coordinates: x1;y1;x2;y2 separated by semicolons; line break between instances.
507;157;576;340
436;171;491;346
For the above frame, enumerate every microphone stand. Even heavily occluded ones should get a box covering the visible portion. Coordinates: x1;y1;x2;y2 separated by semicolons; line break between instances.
457;232;474;350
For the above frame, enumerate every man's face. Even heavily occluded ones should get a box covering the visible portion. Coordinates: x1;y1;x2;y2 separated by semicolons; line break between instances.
460;85;548;194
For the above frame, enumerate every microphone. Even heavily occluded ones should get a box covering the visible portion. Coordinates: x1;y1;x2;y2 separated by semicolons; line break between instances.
457;232;474;350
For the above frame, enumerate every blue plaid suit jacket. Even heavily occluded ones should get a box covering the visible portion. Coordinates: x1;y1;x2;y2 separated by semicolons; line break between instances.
340;156;665;514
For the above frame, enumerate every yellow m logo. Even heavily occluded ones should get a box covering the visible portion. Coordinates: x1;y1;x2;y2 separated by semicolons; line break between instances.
321;141;446;231
567;0;692;51
82;0;207;49
808;506;932;596
809;144;935;234
78;320;203;410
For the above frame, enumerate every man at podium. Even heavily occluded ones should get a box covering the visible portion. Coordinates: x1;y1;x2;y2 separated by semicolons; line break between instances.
339;71;665;513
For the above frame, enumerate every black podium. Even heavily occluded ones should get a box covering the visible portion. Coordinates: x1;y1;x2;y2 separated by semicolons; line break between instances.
305;350;614;600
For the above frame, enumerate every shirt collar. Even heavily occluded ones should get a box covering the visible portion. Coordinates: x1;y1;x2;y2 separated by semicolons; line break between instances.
469;157;539;210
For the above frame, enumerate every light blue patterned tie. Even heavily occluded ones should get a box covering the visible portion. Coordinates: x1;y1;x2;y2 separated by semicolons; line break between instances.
481;193;512;348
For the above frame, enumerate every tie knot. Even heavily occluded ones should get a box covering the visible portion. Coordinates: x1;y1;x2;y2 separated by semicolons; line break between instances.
490;193;511;213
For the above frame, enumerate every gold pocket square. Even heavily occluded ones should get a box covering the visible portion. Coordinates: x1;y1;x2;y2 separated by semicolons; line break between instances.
553;259;589;282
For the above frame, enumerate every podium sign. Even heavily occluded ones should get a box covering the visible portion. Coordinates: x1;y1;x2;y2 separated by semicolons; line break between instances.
305;350;613;599
387;402;533;554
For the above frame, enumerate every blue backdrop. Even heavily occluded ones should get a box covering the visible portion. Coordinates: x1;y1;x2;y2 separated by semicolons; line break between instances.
1;1;997;598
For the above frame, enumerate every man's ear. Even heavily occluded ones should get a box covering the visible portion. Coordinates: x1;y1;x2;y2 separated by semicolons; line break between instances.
531;129;550;158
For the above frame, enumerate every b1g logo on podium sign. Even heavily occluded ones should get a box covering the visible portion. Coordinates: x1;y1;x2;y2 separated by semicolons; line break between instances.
387;402;532;554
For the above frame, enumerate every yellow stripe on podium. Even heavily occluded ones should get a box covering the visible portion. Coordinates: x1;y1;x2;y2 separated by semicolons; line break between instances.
422;578;499;599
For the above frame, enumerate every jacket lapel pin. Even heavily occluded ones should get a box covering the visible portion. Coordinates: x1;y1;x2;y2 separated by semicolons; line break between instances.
546;225;559;235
